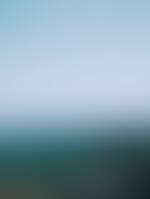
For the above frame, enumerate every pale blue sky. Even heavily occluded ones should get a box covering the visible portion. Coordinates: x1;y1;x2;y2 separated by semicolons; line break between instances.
0;0;150;122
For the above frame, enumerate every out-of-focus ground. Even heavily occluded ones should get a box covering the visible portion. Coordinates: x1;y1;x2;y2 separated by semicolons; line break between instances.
0;123;149;198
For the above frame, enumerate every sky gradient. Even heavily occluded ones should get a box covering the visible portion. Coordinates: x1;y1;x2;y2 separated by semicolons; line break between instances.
0;0;150;123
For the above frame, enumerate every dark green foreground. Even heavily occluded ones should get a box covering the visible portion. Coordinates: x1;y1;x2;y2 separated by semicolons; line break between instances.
0;124;149;198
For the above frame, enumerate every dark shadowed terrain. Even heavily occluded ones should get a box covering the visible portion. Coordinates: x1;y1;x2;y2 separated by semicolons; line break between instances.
0;123;149;198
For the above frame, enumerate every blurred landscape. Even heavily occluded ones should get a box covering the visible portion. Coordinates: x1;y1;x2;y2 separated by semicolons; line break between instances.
0;121;149;198
0;0;150;198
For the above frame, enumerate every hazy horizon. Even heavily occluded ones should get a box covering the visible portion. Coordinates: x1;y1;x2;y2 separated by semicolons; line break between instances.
0;0;150;124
